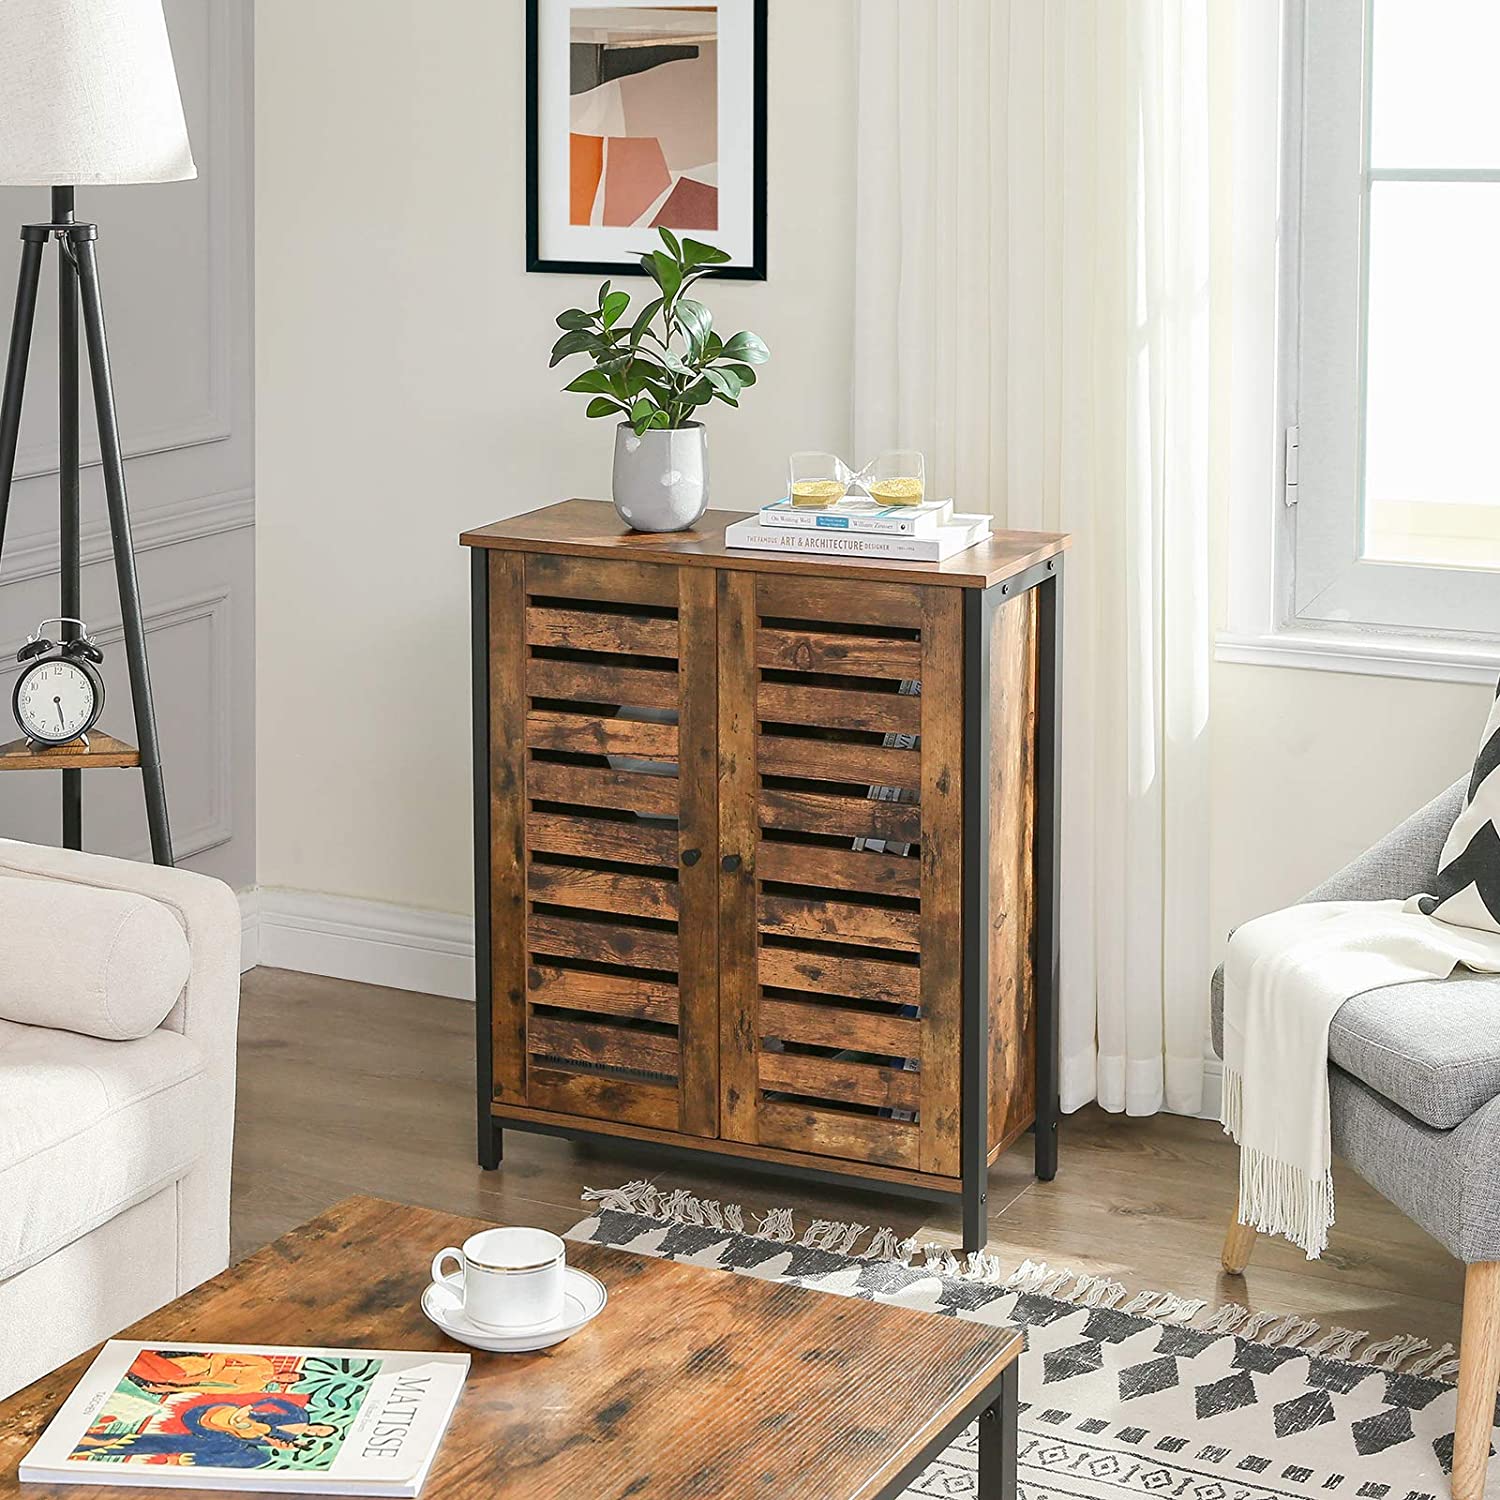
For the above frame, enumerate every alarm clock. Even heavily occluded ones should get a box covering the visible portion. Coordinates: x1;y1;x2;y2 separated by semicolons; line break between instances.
12;619;105;748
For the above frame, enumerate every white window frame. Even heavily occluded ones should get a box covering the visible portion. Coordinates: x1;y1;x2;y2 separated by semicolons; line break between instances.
1218;0;1500;684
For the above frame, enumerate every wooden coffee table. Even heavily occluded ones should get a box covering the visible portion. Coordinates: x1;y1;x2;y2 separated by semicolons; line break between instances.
0;1196;1022;1499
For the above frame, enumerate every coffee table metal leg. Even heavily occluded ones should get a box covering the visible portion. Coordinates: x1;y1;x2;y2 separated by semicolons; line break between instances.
977;1360;1018;1499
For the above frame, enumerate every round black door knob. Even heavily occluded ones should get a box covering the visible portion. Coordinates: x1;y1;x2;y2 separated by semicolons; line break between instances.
721;853;742;873
681;848;701;867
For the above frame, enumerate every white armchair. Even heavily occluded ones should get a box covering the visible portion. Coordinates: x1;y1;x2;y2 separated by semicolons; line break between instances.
0;839;241;1399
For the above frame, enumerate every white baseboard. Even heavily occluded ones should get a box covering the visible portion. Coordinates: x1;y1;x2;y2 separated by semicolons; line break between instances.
237;888;260;973
248;887;474;1000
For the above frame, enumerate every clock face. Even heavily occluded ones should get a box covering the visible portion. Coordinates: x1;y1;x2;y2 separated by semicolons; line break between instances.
16;659;99;744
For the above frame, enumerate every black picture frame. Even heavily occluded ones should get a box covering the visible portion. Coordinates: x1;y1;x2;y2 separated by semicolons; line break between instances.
525;0;767;280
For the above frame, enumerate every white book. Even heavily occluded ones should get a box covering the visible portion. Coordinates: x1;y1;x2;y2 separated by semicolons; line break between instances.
758;496;956;537
19;1341;469;1496
725;513;991;563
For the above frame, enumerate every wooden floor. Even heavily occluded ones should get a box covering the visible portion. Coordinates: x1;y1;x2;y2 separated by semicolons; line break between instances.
233;966;1467;1348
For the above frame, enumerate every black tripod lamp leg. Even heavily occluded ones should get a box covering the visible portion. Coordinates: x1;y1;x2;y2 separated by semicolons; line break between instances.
73;235;173;867
57;191;82;851
0;236;46;555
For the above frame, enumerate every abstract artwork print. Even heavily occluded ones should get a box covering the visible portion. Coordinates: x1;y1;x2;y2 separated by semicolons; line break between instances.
569;6;719;231
66;1348;381;1473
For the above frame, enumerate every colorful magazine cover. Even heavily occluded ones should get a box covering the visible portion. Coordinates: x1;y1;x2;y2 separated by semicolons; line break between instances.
20;1342;469;1496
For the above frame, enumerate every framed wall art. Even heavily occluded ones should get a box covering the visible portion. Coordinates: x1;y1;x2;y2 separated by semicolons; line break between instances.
526;0;767;279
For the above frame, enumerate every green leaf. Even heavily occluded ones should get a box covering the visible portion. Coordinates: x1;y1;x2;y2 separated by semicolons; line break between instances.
548;328;597;367
657;227;682;260
682;237;732;267
721;331;770;365
596;279;612;307
703;366;743;400
650;250;683;300
711;389;739;408
680;377;713;407
555;308;594;331
564;370;614;394
720;361;757;386
703;331;723;361
630;396;656;424
675;298;712;351
658;346;693;376
586;396;627;418
647;408;672;429
601;290;630;328
628;296;665;348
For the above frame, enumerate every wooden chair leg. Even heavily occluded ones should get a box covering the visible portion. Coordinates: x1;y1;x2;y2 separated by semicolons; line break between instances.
1221;1208;1257;1275
1453;1260;1500;1500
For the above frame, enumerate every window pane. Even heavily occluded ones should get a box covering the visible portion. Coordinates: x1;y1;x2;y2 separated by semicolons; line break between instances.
1370;1;1500;169
1363;181;1500;569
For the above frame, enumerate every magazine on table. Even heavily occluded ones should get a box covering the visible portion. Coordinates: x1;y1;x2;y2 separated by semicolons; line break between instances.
19;1341;469;1496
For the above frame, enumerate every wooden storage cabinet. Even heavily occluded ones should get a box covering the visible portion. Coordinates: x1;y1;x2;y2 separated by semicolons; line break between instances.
465;501;1067;1249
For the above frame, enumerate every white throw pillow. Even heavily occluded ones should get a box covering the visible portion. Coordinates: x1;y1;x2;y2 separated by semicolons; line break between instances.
1413;685;1500;932
0;874;190;1039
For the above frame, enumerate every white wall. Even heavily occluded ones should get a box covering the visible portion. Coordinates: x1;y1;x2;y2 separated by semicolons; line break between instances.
255;0;857;914
0;0;254;887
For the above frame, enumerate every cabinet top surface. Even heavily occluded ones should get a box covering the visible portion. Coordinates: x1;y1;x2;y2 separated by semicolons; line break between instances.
460;498;1070;589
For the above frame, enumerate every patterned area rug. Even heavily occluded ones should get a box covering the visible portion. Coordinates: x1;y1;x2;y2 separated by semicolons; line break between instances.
568;1181;1492;1500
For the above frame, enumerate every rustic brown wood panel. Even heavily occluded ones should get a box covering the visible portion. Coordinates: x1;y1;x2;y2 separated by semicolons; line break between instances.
758;997;921;1056
674;566;719;1139
524;549;680;607
756;572;925;627
489;552;529;1106
757;1100;922;1169
525;760;679;818
917;586;965;1176
0;1198;1022;1500
525;710;680;760
715;569;761;1146
758;946;920;1006
527;812;678;866
756;627;921;678
988;588;1039;1151
756;680;921;736
757;893;920;952
526;605;678;656
755;840;921;898
758;1050;920;1112
528;1015;680;1077
526;1066;680;1129
528;658;679;710
526;964;680;1023
756;735;920;792
528;913;679;971
759;787;921;844
527;865;680;921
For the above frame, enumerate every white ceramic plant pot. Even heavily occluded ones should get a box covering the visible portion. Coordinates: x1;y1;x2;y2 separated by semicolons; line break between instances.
612;422;708;533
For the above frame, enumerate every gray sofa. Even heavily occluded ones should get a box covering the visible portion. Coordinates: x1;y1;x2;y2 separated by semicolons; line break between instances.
1212;778;1500;1500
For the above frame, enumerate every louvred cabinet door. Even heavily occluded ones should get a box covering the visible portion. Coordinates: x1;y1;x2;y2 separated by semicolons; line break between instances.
485;551;718;1137
716;571;965;1177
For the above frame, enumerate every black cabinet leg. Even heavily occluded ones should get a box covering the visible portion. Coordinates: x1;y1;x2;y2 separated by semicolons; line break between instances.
962;1174;988;1254
479;1120;502;1170
977;1360;1018;1499
1033;560;1063;1183
1034;1117;1058;1182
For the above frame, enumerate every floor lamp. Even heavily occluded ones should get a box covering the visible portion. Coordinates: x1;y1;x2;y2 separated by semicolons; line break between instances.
0;0;196;867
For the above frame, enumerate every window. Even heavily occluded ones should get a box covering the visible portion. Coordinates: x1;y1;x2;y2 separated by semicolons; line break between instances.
1289;0;1500;642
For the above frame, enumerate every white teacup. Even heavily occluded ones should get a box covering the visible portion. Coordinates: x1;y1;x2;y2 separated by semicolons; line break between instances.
431;1226;566;1330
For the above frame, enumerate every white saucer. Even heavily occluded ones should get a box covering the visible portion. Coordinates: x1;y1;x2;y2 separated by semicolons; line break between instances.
421;1267;607;1352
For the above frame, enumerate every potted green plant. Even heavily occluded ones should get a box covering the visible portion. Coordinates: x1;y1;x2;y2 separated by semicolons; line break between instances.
549;229;770;532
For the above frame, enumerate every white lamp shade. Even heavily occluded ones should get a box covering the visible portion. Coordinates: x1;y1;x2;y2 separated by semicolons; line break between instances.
0;0;195;186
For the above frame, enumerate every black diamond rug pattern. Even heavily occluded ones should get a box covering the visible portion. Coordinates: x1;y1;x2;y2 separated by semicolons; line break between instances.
568;1185;1493;1500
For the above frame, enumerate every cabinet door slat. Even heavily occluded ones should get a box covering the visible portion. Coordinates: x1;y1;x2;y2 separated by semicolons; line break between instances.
529;1015;679;1078
527;606;678;656
529;658;679;710
754;840;921;899
757;893;919;952
756;628;921;679
527;964;680;1023
756;680;920;736
758;946;919;1007
759;788;921;845
528;865;680;922
527;761;679;819
529;913;680;972
525;710;680;760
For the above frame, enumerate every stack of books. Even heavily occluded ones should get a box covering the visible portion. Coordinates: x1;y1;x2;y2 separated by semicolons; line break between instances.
725;496;992;563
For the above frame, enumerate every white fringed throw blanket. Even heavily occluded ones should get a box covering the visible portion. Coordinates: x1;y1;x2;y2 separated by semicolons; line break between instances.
1221;899;1500;1258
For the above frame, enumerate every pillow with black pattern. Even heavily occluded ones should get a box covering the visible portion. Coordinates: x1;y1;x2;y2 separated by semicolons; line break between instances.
1414;682;1500;932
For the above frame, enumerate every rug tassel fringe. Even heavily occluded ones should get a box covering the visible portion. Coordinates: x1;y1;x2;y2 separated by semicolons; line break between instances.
578;1180;1443;1371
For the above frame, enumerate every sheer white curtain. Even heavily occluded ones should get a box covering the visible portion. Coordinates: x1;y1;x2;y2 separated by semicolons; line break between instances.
853;1;1218;1115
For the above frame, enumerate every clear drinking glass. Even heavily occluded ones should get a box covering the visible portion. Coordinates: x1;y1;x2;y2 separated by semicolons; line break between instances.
788;451;850;509
858;449;926;507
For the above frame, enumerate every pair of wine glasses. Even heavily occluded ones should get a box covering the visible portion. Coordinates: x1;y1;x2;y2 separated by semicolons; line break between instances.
788;449;926;509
